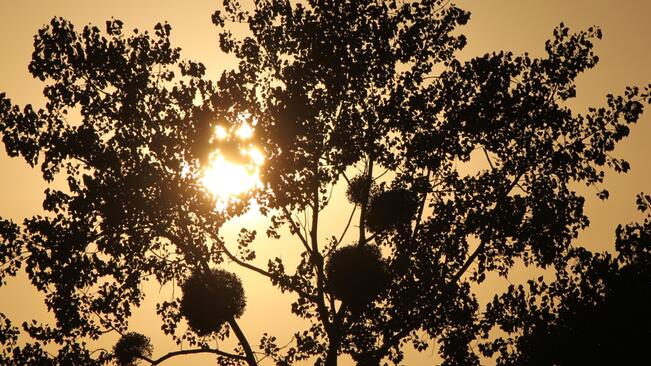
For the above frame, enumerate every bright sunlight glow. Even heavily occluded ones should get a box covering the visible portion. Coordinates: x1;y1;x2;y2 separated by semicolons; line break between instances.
201;120;263;206
201;155;261;197
235;123;254;139
214;125;229;140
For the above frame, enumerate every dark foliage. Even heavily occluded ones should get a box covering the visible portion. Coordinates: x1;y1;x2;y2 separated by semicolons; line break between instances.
180;269;246;336
326;244;389;309
479;194;651;365
366;189;419;233
113;332;153;366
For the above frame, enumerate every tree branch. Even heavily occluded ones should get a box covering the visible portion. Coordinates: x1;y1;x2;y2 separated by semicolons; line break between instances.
374;170;526;360
331;205;357;252
281;206;313;254
229;318;257;365
358;156;374;244
139;347;246;365
310;160;333;331
219;241;319;303
449;170;524;285
410;169;432;242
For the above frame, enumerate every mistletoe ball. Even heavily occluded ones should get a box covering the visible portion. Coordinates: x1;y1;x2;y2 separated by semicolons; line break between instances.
113;332;153;366
326;244;389;308
180;269;246;335
346;174;377;205
366;188;419;233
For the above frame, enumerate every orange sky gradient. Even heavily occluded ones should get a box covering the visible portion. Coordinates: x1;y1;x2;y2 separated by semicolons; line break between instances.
1;1;650;365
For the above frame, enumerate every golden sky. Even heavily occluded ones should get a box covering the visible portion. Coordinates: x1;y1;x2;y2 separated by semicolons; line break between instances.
0;1;649;365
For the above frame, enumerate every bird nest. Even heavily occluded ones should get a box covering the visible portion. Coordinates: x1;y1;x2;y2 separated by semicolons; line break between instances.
326;244;389;309
180;268;246;336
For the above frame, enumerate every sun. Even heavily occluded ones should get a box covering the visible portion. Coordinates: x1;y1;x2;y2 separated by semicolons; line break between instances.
200;121;263;203
201;155;261;197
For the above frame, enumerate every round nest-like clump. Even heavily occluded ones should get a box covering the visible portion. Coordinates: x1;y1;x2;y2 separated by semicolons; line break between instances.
180;269;246;336
346;174;377;205
326;244;389;308
113;332;153;366
366;188;419;233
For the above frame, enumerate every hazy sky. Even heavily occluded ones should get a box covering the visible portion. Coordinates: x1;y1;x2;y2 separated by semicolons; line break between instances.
0;1;649;365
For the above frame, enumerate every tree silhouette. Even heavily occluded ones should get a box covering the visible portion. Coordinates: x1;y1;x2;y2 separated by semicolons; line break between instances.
479;193;651;365
0;1;650;365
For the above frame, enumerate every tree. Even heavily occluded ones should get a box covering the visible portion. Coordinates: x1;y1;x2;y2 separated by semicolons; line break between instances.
479;193;651;365
0;0;649;365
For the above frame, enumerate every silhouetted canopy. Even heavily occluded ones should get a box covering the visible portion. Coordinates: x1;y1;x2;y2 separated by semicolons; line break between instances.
0;1;649;365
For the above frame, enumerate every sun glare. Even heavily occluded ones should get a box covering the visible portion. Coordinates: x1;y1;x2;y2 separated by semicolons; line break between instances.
235;123;254;139
201;120;263;206
201;155;261;197
214;125;229;140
